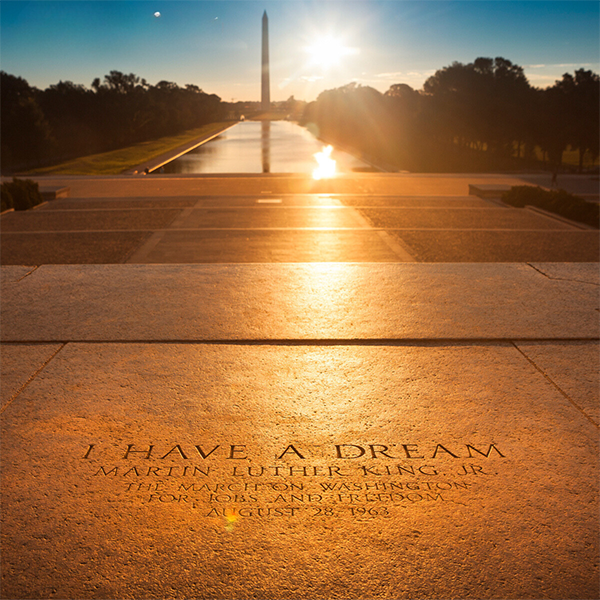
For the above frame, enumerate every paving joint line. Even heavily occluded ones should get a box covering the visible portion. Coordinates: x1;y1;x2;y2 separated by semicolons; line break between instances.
14;266;40;282
0;343;67;415
28;206;531;212
1;227;585;234
120;231;155;264
23;206;475;212
35;207;197;212
526;262;600;286
511;341;599;428
347;206;417;261
3;338;598;346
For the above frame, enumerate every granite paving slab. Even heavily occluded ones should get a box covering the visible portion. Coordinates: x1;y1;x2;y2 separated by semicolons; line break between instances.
168;207;366;229
0;265;38;285
2;264;598;342
340;196;493;207
395;230;599;262
0;343;64;411
185;195;344;207
530;262;600;285
43;196;345;209
361;207;575;230
1;209;182;232
1;232;151;265
1;343;597;599
43;198;199;210
43;195;495;210
514;341;599;425
177;196;349;208
128;230;401;263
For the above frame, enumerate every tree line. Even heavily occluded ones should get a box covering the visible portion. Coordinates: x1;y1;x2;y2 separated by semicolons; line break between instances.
301;57;599;172
1;70;226;172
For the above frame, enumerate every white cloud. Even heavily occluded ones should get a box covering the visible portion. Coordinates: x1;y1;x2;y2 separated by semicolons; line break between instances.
374;70;435;82
299;75;325;83
526;62;596;69
375;71;405;80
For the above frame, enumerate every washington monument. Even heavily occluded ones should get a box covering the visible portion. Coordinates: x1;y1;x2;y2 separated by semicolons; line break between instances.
261;10;270;112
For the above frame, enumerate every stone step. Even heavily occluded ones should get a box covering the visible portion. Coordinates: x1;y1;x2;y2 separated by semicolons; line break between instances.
2;263;597;342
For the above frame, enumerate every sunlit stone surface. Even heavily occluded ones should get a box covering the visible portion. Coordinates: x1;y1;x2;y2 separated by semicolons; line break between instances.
2;264;597;341
1;172;598;599
1;343;597;599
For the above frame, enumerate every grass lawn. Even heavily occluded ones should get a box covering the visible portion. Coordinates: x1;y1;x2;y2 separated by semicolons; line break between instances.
560;147;599;170
24;122;235;176
532;145;599;170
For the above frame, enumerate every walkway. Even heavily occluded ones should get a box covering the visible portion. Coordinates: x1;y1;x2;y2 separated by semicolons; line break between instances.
1;173;597;264
1;172;598;600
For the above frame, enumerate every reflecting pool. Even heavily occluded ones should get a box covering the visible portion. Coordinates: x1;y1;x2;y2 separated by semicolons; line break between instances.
160;121;373;174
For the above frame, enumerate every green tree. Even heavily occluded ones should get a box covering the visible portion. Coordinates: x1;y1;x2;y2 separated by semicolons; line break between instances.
423;57;534;157
553;70;600;171
1;72;52;171
38;80;98;158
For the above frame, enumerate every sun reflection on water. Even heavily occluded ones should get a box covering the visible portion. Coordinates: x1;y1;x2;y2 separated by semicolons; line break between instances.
312;145;336;180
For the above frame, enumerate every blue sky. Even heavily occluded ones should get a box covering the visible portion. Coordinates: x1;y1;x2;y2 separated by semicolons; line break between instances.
1;1;598;101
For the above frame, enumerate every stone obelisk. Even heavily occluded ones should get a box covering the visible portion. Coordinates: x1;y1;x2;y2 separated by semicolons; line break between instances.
261;10;270;112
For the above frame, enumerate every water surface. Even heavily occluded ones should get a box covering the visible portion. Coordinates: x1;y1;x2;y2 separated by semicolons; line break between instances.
161;121;371;174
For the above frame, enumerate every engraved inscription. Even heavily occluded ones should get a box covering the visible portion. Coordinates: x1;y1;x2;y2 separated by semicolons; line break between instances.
81;440;505;519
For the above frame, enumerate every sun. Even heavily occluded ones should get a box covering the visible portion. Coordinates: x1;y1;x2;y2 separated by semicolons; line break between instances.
305;36;357;69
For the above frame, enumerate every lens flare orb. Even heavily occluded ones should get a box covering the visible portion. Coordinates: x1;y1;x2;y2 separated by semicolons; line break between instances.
224;511;238;532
